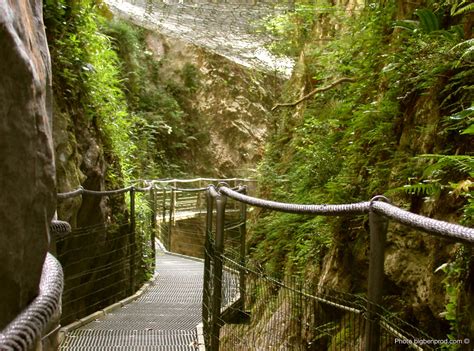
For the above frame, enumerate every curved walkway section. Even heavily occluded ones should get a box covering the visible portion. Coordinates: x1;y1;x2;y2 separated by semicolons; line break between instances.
59;251;203;350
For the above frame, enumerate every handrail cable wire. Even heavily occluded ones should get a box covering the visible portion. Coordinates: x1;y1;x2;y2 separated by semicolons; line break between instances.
217;185;474;242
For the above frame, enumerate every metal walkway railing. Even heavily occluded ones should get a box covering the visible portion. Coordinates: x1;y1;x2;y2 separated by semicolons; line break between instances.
0;253;63;351
1;178;472;351
202;184;474;351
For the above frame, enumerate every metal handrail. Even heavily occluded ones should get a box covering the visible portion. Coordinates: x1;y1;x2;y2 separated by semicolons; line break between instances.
0;254;63;351
218;186;474;242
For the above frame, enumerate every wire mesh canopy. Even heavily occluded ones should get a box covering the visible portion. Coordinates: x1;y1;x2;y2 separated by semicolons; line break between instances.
104;0;295;76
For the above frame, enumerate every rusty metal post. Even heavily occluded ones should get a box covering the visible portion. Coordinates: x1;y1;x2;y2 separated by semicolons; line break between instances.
129;187;136;294
173;181;177;222
210;192;226;351
168;188;175;251
161;188;167;246
364;197;389;351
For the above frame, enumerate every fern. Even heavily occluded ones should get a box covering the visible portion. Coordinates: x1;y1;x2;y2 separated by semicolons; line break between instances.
419;155;474;177
389;181;443;197
451;1;474;16
393;20;418;32
451;38;474;62
415;9;441;33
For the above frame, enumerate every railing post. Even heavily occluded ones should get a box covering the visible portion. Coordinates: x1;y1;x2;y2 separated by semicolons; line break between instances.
161;188;167;247
364;197;389;351
129;187;136;294
149;184;156;265
239;187;247;309
197;179;203;210
168;188;175;250
173;181;177;222
210;192;227;351
203;189;214;349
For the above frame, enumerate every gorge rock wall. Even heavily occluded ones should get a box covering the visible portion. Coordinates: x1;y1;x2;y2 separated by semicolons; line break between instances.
144;31;279;176
0;0;56;331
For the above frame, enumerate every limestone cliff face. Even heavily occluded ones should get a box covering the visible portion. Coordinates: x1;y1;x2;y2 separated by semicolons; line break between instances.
0;0;56;330
49;18;278;323
145;32;279;176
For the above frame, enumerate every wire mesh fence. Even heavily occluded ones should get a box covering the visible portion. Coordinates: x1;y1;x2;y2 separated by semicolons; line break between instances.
201;185;474;351
105;0;295;77
52;180;473;350
154;178;254;258
56;187;155;325
214;257;439;351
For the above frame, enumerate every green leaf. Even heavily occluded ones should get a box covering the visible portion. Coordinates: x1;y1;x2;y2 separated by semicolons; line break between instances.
452;2;474;16
393;20;418;32
462;124;474;135
415;9;440;33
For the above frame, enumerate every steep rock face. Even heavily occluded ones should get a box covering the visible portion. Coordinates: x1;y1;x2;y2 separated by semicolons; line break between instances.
0;0;56;330
145;32;278;176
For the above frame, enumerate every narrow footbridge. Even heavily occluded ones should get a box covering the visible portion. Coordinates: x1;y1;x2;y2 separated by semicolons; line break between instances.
1;178;473;351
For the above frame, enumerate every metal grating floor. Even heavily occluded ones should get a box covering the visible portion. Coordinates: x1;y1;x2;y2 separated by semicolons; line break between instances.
59;251;203;350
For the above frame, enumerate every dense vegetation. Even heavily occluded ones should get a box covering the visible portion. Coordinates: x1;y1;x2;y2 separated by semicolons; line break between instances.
44;0;210;183
250;0;473;343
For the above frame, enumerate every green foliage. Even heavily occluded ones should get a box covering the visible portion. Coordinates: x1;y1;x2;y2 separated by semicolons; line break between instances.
105;21;210;178
437;246;472;348
45;1;210;182
394;8;443;34
261;1;323;56
447;0;474;16
134;191;155;282
252;0;473;283
44;0;136;183
181;63;201;93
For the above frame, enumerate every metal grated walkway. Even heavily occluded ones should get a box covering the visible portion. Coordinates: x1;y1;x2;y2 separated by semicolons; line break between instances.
59;250;203;350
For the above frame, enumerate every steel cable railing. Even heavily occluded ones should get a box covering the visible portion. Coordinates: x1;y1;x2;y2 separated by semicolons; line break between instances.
219;185;371;215
219;186;474;242
0;179;252;351
203;184;474;351
0;254;63;351
4;178;471;351
371;200;474;243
